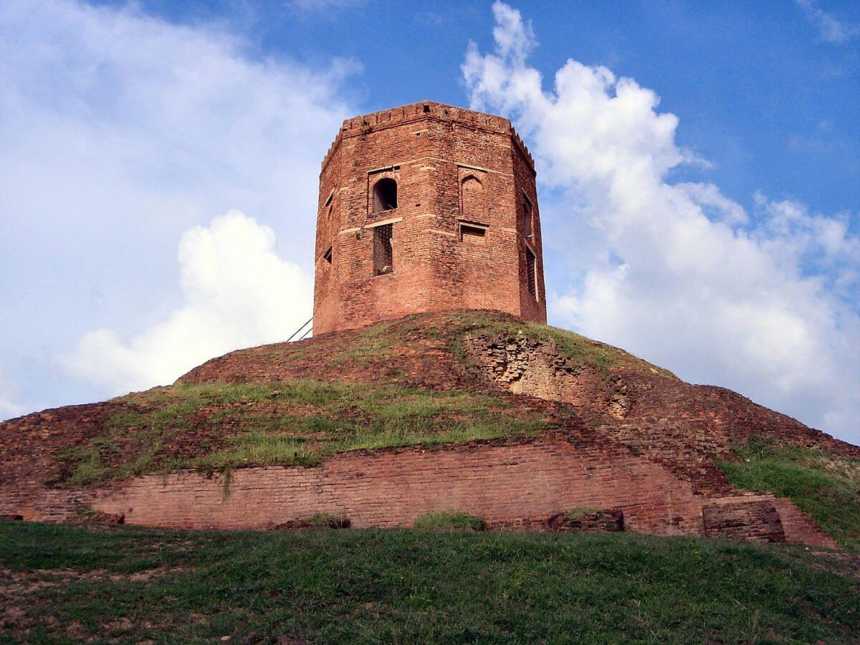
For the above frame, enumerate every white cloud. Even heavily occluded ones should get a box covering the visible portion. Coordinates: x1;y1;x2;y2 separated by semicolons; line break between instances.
0;0;354;410
464;2;860;443
65;211;312;393
796;0;860;44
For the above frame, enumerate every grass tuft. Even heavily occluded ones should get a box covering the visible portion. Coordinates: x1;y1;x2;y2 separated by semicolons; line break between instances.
565;507;599;521
305;513;351;529
413;512;487;532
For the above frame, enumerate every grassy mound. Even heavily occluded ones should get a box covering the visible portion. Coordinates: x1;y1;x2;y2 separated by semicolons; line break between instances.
58;379;553;486
1;521;857;643
4;309;857;552
333;310;677;379
445;310;677;378
720;439;860;551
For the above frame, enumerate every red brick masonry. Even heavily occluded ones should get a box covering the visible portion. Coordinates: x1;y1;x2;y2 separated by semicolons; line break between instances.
3;438;835;547
313;101;547;333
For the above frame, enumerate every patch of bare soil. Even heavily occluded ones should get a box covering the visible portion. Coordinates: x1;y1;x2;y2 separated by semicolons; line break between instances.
0;566;187;641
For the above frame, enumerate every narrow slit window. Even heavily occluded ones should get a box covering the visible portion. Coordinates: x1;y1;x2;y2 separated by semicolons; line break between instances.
526;247;537;298
521;197;533;239
373;224;394;275
460;222;487;244
323;246;332;264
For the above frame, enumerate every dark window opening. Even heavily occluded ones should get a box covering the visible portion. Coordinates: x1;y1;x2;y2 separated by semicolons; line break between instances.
460;222;487;244
372;178;398;212
423;104;431;113
324;191;334;207
526;247;537;298
323;246;332;264
373;224;394;275
521;197;534;239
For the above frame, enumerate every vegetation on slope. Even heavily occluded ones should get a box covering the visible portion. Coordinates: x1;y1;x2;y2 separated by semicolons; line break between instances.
7;309;857;551
1;521;857;644
335;310;677;379
58;379;553;486
412;511;487;531
720;438;860;551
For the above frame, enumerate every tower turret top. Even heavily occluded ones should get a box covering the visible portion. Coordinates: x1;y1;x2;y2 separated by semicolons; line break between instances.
321;101;534;176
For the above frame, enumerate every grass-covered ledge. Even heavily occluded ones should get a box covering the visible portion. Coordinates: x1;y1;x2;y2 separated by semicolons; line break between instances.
56;379;554;486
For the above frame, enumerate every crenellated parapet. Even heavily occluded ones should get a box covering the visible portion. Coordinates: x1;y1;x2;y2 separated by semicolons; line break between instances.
321;101;534;175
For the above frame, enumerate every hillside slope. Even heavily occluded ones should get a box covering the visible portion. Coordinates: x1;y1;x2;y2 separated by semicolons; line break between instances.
2;521;858;643
1;311;857;546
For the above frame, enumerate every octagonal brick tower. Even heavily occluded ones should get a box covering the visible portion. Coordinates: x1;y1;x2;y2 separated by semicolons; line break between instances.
313;101;546;334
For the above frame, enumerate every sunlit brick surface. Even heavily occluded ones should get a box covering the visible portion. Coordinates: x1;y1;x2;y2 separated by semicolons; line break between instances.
313;101;547;333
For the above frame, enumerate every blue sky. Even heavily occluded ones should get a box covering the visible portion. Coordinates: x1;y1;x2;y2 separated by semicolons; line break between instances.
95;0;860;211
1;0;858;443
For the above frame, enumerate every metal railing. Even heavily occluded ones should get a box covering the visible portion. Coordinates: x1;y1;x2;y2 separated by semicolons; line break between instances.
286;316;313;343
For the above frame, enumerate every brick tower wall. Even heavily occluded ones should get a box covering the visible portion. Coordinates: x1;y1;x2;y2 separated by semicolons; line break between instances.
313;102;547;334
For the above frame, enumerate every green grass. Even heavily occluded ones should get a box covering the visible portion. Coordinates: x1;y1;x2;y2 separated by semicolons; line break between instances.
0;521;857;643
322;310;676;379
331;320;399;365
305;512;350;528
57;380;553;486
565;507;600;521
413;512;486;531
720;439;860;551
53;312;679;488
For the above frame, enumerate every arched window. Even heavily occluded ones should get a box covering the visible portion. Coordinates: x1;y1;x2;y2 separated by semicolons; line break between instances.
372;178;398;212
460;175;484;221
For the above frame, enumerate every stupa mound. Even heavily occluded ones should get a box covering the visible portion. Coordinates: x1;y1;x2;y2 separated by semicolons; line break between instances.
1;310;857;548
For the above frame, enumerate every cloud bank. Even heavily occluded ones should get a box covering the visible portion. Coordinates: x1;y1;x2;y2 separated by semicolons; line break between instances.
0;0;353;412
66;212;312;393
464;2;860;442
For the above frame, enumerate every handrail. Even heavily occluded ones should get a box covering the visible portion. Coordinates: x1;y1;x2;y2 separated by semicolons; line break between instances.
286;316;313;343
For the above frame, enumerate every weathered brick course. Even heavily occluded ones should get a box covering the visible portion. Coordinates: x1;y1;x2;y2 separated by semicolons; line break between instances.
0;438;835;546
313;101;547;333
703;499;785;543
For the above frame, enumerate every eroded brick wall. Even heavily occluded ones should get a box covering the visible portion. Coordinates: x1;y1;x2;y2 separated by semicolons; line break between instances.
313;102;547;333
703;498;785;543
0;438;836;547
90;440;706;533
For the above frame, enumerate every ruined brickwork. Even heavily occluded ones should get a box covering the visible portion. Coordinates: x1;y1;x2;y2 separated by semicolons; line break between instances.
313;102;547;333
1;307;851;548
1;438;835;547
